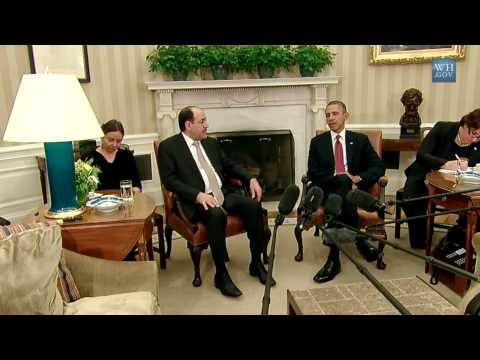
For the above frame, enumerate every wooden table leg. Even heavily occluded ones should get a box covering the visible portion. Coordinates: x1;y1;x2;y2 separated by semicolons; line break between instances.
156;214;166;270
456;209;476;294
425;190;435;274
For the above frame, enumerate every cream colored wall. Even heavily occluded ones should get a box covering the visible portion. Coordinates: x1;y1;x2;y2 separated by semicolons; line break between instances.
0;45;161;145
327;45;480;124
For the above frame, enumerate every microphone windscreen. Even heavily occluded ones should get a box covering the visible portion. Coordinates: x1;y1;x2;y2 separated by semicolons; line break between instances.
324;193;342;219
345;189;377;212
304;186;324;211
278;184;300;216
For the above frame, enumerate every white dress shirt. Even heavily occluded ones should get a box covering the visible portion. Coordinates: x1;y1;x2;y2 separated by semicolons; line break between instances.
330;129;348;175
182;132;223;193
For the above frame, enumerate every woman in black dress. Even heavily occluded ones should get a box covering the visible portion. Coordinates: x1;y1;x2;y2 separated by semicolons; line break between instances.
403;109;480;248
85;119;142;193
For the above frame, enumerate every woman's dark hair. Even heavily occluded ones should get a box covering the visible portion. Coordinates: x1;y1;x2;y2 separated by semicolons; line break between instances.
460;108;480;129
101;119;124;136
178;106;198;131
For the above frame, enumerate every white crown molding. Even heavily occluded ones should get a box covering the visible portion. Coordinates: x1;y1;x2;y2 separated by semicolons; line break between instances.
146;76;341;91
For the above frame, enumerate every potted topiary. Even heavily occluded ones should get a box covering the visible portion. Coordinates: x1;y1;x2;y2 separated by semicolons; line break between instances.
146;45;201;81
292;45;334;77
249;45;292;78
199;45;235;80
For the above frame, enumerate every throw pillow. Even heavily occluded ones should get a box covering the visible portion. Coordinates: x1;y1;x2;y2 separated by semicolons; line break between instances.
57;251;81;303
0;222;64;314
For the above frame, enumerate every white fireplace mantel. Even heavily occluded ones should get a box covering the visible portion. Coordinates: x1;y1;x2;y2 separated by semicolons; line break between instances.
146;76;340;91
146;76;340;189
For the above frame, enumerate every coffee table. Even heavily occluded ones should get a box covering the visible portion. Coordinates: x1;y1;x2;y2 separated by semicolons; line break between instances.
287;276;458;315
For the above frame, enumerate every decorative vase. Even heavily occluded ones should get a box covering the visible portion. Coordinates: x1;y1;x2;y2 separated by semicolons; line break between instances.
300;69;315;77
212;67;228;80
171;71;188;81
257;66;274;79
76;190;89;206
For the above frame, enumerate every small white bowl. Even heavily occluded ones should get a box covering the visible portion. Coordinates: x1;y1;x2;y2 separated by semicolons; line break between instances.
86;195;123;213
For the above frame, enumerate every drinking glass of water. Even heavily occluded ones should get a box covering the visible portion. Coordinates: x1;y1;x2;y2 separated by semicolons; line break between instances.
120;179;134;202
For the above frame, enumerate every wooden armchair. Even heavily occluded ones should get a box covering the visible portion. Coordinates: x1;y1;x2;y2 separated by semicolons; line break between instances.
294;130;389;270
154;140;271;287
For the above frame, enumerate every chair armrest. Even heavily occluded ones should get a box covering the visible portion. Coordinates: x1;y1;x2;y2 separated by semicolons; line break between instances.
63;249;160;300
377;176;388;204
297;175;311;212
172;194;199;233
378;176;388;188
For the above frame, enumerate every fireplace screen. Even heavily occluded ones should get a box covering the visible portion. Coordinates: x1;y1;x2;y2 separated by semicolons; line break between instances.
211;130;294;202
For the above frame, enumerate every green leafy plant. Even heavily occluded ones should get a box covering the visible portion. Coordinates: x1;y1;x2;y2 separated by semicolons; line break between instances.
199;45;235;79
248;45;292;77
146;45;201;80
75;158;101;206
292;45;333;77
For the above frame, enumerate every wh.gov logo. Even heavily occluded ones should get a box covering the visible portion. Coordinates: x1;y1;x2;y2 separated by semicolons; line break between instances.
432;59;456;83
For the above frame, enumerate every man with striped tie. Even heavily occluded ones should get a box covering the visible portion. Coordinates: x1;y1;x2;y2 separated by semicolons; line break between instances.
159;106;272;297
307;100;385;283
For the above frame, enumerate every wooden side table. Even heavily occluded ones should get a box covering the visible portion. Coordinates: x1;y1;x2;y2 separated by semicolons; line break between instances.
39;192;166;266
426;171;479;295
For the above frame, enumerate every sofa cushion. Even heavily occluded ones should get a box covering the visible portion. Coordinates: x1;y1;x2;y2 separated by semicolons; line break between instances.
58;251;81;303
0;222;64;314
0;221;81;304
63;291;161;315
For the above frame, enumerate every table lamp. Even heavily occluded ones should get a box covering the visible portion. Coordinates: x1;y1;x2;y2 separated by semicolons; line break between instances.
3;73;103;219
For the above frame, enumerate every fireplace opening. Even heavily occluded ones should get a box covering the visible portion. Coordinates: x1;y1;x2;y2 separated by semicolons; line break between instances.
211;130;295;202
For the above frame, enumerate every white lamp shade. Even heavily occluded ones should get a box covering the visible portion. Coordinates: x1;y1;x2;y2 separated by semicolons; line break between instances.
3;74;103;143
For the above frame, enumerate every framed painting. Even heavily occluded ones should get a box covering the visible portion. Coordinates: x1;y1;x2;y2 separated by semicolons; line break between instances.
27;45;91;83
369;45;465;64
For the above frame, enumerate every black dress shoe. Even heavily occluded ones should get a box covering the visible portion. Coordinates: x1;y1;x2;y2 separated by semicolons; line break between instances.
214;271;242;297
313;258;341;283
356;237;379;262
249;261;276;286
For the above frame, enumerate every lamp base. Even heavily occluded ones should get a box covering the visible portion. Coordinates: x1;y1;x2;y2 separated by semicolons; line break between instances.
44;206;86;220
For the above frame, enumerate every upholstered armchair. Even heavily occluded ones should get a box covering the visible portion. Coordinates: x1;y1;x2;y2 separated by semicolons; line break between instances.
0;222;161;315
294;130;389;270
154;140;271;287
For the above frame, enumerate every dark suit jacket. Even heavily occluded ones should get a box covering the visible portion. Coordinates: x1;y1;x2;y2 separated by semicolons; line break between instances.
159;133;252;220
405;121;480;179
307;130;385;188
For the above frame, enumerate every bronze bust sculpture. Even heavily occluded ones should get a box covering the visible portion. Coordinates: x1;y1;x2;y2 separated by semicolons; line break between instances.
400;88;423;138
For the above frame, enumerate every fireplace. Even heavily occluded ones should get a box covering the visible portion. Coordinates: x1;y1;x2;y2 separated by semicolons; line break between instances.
211;130;294;201
146;77;340;207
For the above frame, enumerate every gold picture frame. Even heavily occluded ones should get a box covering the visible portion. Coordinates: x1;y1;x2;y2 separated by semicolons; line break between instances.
370;45;465;65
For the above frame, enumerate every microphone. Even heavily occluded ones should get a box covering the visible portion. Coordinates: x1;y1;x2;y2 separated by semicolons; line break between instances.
297;186;324;231
262;184;300;315
275;184;300;226
346;189;387;215
324;193;343;223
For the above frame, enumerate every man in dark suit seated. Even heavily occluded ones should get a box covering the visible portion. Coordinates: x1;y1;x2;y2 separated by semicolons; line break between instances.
308;100;386;283
158;106;274;297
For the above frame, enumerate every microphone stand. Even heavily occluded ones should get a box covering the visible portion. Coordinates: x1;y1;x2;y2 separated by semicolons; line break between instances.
318;225;411;315
261;215;283;315
389;186;480;206
332;217;480;283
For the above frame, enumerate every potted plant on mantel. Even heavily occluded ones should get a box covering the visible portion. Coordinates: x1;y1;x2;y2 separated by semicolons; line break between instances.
146;45;334;80
146;45;200;81
292;45;334;77
199;45;235;80
248;45;292;78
